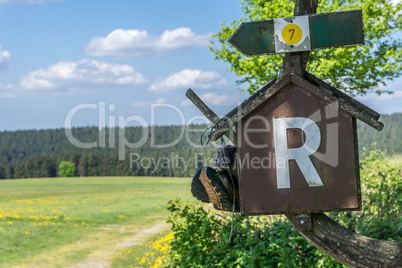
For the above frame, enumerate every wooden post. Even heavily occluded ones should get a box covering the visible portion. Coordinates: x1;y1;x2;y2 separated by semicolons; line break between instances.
185;88;238;147
186;1;401;265
282;1;402;267
286;214;402;267
278;0;317;79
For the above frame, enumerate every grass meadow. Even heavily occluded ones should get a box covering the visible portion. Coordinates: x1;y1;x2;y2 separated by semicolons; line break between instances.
0;176;193;267
1;154;400;267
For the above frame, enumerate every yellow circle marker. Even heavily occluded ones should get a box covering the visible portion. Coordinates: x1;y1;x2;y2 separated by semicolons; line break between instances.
282;24;303;45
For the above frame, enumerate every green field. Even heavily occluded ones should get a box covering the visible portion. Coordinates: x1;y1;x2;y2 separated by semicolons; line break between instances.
388;154;402;164
0;176;193;267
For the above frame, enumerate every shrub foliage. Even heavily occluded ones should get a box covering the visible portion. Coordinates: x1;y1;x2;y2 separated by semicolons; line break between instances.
167;151;401;267
329;150;401;241
58;161;76;177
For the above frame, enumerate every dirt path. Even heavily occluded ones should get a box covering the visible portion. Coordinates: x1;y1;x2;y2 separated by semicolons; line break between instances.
69;223;167;268
11;222;168;268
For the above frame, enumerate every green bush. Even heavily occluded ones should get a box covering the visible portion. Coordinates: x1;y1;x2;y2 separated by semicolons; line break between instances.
167;150;401;267
58;161;76;177
167;200;340;267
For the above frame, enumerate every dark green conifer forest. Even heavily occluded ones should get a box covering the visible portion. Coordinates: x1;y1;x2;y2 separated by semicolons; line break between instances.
0;113;400;179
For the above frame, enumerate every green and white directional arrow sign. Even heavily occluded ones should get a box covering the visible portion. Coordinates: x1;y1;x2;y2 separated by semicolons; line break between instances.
228;10;364;56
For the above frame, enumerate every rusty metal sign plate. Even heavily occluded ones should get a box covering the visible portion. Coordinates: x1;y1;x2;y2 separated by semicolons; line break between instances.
237;82;361;215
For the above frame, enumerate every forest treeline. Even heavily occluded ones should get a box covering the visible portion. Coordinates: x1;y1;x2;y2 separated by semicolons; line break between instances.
0;125;217;179
0;113;400;179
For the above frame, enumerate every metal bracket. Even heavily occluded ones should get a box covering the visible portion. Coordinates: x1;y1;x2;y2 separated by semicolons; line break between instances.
292;214;313;231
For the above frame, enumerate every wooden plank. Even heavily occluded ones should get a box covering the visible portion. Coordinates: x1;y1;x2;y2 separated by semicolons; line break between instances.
208;75;293;141
228;10;364;56
310;10;364;50
186;88;221;123
283;3;397;268
302;73;383;130
228;20;276;56
292;214;313;231
304;72;380;120
209;71;383;142
185;88;238;146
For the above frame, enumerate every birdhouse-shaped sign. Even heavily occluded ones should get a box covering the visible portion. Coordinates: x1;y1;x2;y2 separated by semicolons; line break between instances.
208;56;383;215
188;10;383;216
239;75;382;214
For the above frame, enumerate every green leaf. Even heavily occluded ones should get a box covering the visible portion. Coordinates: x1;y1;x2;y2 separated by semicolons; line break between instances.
210;0;402;96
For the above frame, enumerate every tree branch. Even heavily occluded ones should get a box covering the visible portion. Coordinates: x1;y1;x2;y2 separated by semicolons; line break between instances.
285;214;402;267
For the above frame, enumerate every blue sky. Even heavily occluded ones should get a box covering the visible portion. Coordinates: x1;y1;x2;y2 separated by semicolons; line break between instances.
0;0;401;131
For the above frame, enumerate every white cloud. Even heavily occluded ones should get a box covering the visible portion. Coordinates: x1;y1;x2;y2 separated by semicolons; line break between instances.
0;83;15;98
182;92;240;107
356;90;402;114
84;27;211;58
149;69;228;92
0;46;11;69
132;97;167;108
20;59;147;90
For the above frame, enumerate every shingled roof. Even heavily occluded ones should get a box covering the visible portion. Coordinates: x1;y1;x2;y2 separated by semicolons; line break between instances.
208;70;383;142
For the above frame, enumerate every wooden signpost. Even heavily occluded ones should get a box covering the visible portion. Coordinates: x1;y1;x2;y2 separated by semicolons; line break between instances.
186;0;401;266
228;10;364;55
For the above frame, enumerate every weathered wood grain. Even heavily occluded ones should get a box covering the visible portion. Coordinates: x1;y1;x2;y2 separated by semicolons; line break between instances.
286;213;402;267
284;2;397;268
185;88;238;146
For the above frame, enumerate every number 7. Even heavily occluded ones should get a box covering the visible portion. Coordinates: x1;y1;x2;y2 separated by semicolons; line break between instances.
289;29;295;40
